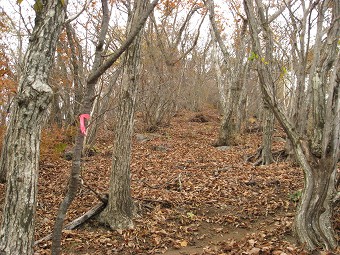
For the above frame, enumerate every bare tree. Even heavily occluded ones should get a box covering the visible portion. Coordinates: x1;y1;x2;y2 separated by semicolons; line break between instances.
244;0;340;251
51;0;159;253
139;2;205;131
0;1;67;254
99;0;149;230
205;0;250;146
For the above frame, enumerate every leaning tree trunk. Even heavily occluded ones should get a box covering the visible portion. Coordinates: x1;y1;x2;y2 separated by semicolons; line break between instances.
51;1;110;254
0;1;67;254
99;0;147;229
84;68;121;147
244;0;340;251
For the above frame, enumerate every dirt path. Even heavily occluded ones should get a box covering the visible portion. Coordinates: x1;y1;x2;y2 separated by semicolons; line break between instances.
2;109;339;254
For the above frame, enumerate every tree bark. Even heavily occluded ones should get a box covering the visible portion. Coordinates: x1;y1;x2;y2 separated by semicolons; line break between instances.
258;100;274;165
84;68;121;146
0;1;67;254
244;0;340;250
207;0;248;146
51;0;159;253
99;0;147;229
66;23;85;123
51;1;110;254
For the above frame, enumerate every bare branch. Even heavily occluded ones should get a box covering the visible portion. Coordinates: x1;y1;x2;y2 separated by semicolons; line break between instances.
204;0;229;60
65;0;92;24
87;0;159;85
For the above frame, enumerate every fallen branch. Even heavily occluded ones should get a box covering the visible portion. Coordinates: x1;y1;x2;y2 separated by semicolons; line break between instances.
81;181;108;203
35;197;108;246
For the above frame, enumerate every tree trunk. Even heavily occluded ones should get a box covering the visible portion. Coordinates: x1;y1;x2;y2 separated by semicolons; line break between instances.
0;1;67;254
52;0;159;251
294;150;338;250
210;32;232;146
65;23;84;122
85;68;121;146
258;100;274;165
51;1;111;254
244;0;340;251
207;0;248;146
99;0;147;229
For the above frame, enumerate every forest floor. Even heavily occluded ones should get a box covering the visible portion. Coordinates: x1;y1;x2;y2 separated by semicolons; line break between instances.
0;108;339;255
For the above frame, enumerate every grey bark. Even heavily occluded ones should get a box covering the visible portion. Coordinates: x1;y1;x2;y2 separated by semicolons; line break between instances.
244;0;340;251
99;0;147;230
206;0;248;146
84;68;122;147
0;1;67;254
141;5;204;130
284;1;314;160
258;100;274;165
51;1;110;254
66;23;85;122
51;0;159;253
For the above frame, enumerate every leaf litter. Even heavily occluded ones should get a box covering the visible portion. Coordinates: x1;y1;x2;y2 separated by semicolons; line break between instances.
0;109;339;254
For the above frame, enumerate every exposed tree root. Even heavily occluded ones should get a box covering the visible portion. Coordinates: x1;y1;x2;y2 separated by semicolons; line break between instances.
246;147;288;165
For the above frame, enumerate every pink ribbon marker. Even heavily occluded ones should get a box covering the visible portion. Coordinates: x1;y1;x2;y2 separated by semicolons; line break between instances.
79;114;90;135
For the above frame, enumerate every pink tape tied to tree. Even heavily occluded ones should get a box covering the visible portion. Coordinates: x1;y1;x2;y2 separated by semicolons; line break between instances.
79;114;90;135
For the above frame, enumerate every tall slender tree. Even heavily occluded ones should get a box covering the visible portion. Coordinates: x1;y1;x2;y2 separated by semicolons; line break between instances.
0;0;67;254
205;0;249;146
52;0;159;253
99;0;149;229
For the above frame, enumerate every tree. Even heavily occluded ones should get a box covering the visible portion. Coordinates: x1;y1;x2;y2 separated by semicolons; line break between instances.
139;1;205;131
51;0;159;253
244;0;340;251
205;0;250;146
99;0;149;229
0;0;67;254
51;1;111;254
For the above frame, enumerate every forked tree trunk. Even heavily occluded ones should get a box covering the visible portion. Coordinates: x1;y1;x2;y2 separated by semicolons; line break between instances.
244;0;340;251
99;0;147;230
207;0;247;146
0;1;67;254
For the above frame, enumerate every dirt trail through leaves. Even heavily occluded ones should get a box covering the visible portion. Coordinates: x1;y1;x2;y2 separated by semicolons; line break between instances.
0;109;339;254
